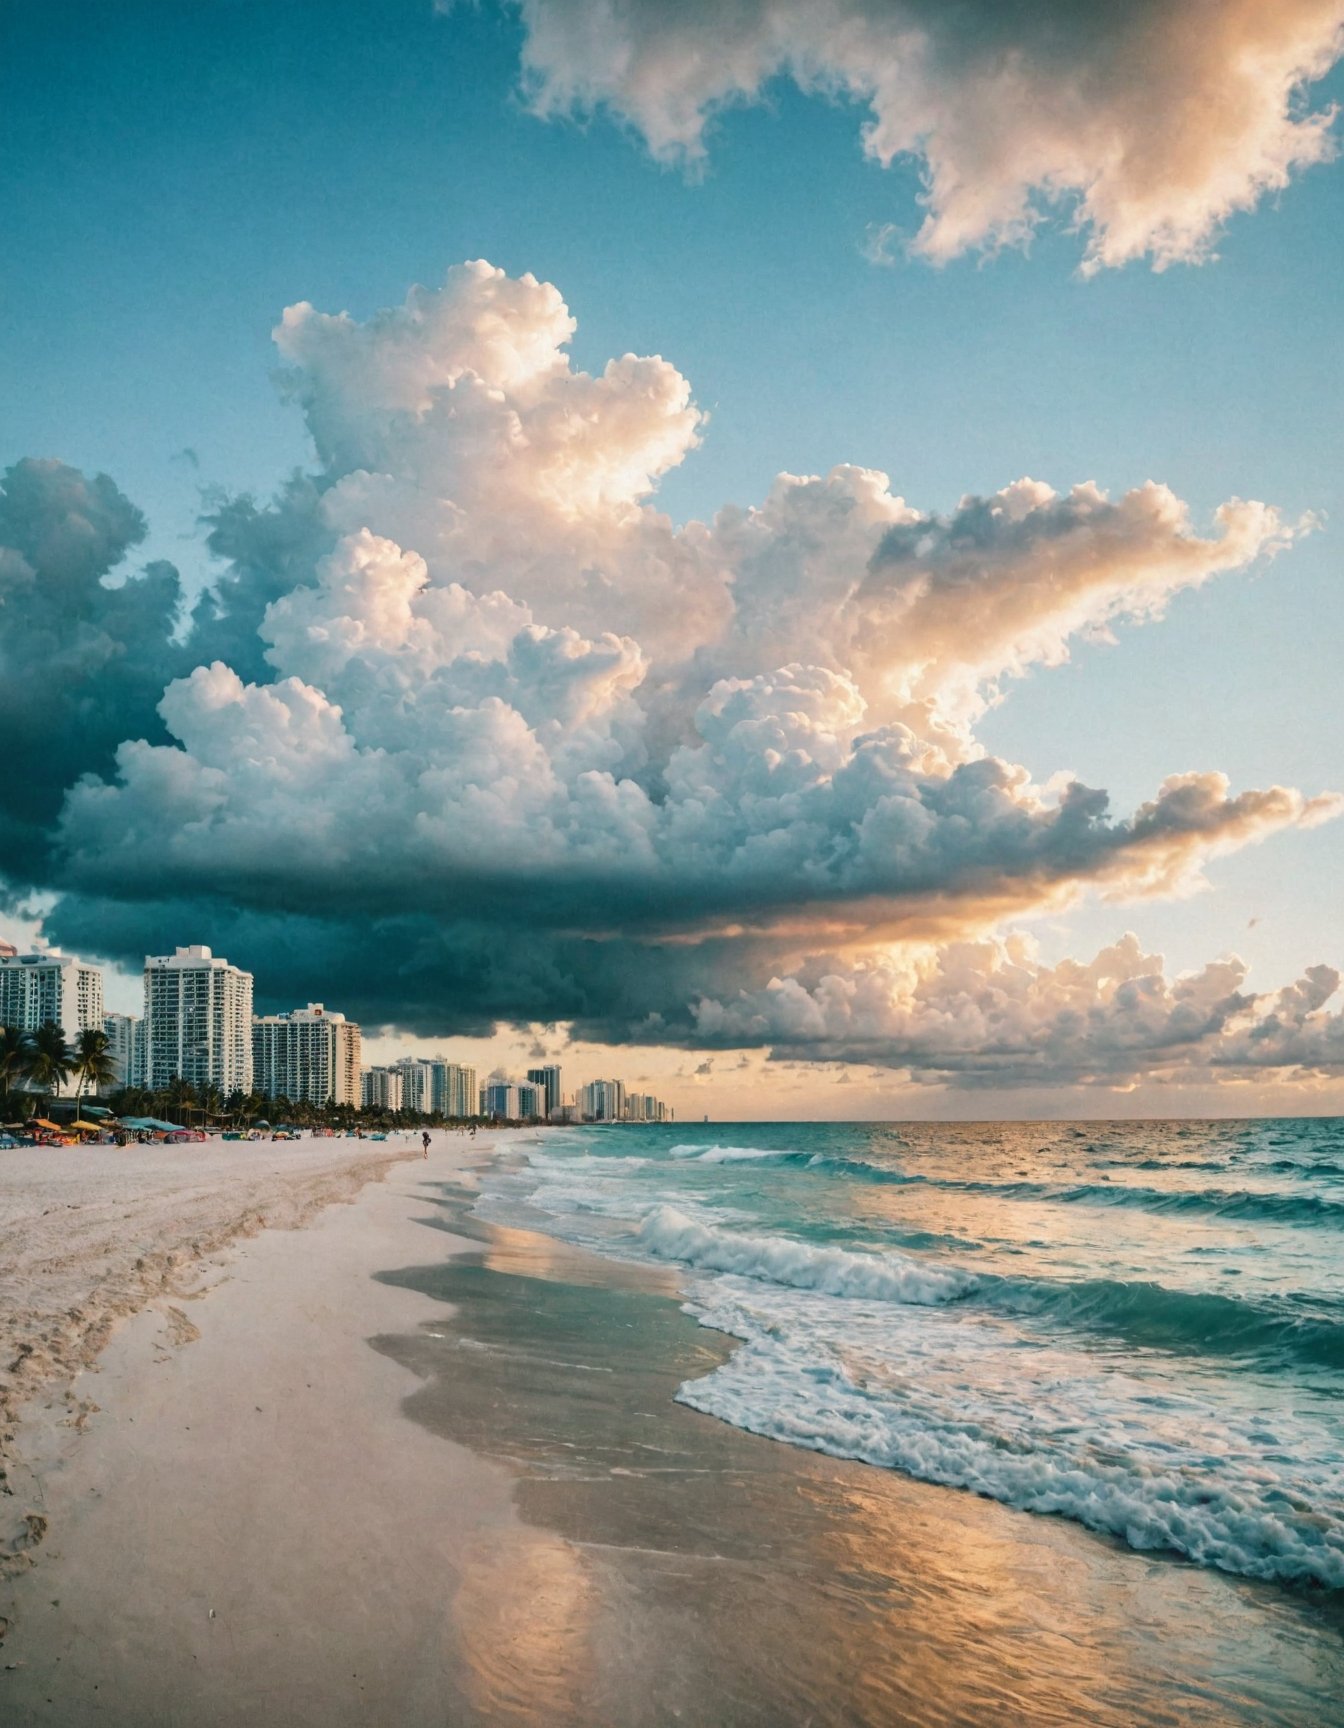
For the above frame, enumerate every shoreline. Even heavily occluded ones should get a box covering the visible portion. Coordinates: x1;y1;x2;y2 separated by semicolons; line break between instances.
2;1130;1341;1725
383;1166;1344;1728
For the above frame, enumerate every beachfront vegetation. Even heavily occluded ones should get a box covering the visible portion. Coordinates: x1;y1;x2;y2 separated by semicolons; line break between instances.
102;1080;471;1132
0;1023;33;1115
23;1022;72;1104
72;1028;118;1107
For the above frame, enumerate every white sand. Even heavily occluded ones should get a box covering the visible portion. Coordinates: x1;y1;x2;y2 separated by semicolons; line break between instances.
0;1130;537;1723
0;1135;416;1548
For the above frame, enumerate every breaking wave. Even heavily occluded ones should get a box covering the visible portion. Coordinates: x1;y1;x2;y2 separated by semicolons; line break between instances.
636;1204;974;1305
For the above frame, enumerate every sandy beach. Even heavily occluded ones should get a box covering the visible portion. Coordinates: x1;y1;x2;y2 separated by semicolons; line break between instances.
0;1130;518;1723
2;1129;1342;1727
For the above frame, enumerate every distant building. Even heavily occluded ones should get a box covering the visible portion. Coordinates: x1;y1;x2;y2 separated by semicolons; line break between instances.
574;1078;670;1123
103;1012;146;1088
482;1080;521;1119
422;1058;448;1115
516;1081;545;1120
526;1065;563;1119
0;940;17;959
0;951;104;1043
143;945;253;1093
253;1004;362;1107
361;1066;404;1111
390;1058;433;1113
418;1057;478;1118
438;1061;478;1118
577;1078;626;1122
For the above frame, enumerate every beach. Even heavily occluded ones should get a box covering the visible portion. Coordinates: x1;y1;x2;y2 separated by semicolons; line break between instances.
2;1127;1342;1726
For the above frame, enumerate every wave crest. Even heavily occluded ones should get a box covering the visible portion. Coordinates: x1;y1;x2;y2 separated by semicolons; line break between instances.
637;1204;973;1305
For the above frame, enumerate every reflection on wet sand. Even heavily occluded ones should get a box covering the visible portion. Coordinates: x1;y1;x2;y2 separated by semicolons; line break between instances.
373;1194;1344;1728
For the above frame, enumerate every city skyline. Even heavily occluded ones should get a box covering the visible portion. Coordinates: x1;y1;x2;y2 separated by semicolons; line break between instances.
2;4;1342;1120
1;935;667;1119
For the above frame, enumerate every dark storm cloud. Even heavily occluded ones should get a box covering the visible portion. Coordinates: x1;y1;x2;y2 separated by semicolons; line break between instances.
186;474;334;684
0;459;184;879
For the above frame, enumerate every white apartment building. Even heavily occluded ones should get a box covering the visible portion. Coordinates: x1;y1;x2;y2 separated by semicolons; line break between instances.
479;1079;544;1120
482;1080;522;1119
143;945;253;1094
446;1063;478;1118
0;951;103;1042
361;1066;404;1111
577;1078;627;1122
390;1058;433;1113
253;1004;362;1107
625;1093;671;1123
103;1012;147;1088
426;1059;477;1118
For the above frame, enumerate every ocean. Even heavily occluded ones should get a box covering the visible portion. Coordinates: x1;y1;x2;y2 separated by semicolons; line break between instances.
472;1117;1344;1593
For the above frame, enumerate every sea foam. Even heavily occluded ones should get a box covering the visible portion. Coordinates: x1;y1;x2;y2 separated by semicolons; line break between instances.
675;1338;1344;1589
482;1119;1344;1594
637;1204;973;1305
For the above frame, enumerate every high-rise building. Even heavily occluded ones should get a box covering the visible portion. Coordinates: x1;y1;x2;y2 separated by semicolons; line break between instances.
482;1079;522;1119
422;1058;449;1115
432;1061;477;1118
577;1078;627;1122
526;1065;563;1119
0;951;104;1042
624;1093;671;1123
103;1012;146;1088
420;1057;477;1117
143;945;253;1093
390;1058;433;1113
516;1081;545;1120
361;1066;404;1111
252;1004;362;1106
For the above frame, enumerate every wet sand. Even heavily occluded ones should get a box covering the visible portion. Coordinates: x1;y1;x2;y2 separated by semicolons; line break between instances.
375;1177;1344;1728
2;1138;1342;1725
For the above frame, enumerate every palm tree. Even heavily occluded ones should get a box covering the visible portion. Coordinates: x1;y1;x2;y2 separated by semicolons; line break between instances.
198;1082;224;1124
163;1076;199;1124
0;1025;33;1117
111;1083;153;1118
27;1022;72;1109
72;1028;118;1111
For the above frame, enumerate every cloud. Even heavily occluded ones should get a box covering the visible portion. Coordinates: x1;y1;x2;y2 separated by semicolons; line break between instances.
1;262;1337;1087
710;469;1300;740
694;932;1344;1086
0;459;184;876
53;621;1334;942
513;0;1344;271
859;222;904;268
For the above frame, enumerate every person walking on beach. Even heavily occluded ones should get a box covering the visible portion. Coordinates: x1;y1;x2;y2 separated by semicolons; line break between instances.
421;1130;430;1158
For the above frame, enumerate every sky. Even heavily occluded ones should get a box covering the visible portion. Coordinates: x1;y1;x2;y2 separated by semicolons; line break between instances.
1;0;1343;1118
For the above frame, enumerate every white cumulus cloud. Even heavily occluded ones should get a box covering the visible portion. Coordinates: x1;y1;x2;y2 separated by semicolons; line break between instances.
513;0;1344;271
0;260;1332;1083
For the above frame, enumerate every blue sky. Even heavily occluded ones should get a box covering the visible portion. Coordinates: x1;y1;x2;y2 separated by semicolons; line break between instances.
2;0;1342;1113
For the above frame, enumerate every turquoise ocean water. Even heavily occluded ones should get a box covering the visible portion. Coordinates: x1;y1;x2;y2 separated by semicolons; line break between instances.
475;1118;1344;1590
